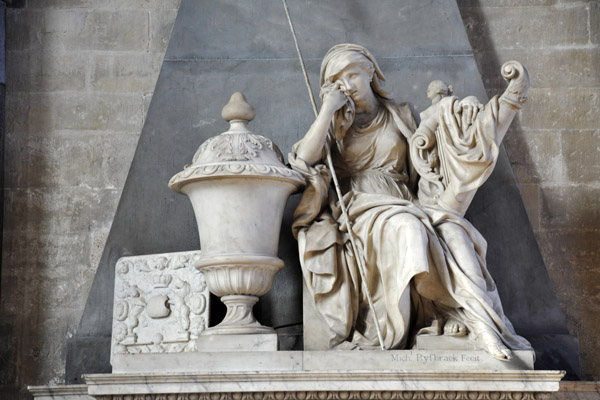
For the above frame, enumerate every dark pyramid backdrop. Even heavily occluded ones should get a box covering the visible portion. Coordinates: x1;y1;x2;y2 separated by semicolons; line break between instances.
66;0;579;381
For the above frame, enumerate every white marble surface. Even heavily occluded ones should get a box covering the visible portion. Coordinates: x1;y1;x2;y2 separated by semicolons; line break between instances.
415;333;479;351
110;349;534;374
111;350;302;374
303;350;535;371
195;332;278;352
85;369;563;396
28;384;92;400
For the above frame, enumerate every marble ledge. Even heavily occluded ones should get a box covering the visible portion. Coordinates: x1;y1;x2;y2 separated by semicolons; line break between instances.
28;384;92;400
84;370;565;396
33;379;600;400
111;350;536;374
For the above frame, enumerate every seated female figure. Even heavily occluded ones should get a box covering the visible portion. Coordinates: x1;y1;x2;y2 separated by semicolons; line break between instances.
289;43;532;360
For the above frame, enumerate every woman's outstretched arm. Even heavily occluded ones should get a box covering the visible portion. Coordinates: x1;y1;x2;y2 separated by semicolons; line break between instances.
495;61;530;144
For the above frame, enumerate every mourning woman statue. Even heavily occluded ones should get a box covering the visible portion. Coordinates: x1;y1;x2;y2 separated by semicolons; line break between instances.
289;43;532;360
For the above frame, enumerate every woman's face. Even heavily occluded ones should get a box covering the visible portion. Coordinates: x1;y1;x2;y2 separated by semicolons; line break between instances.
334;63;375;110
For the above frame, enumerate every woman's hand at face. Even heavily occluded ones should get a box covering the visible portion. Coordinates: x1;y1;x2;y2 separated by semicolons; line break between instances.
297;82;351;165
320;82;351;113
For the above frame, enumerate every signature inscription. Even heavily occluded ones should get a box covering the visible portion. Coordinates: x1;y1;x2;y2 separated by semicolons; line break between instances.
391;352;481;364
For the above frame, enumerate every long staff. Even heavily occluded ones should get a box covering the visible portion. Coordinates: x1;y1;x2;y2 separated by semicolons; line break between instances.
282;0;386;350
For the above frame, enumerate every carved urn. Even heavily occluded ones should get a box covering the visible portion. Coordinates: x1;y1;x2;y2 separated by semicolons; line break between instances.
169;92;304;335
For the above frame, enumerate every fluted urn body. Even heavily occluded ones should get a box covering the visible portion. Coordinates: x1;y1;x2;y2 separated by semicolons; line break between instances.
169;93;304;335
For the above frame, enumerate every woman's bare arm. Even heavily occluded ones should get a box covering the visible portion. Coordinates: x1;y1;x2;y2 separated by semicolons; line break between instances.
295;84;348;166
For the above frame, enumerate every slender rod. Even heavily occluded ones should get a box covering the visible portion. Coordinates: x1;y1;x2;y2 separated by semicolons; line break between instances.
281;0;318;117
281;0;386;350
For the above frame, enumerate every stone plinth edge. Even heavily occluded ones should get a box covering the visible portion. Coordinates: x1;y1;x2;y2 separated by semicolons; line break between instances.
110;350;536;374
27;371;567;400
84;370;564;399
89;391;555;400
28;384;92;400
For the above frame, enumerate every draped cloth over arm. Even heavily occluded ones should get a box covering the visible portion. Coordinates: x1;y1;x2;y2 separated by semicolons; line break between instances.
289;151;360;348
410;96;503;216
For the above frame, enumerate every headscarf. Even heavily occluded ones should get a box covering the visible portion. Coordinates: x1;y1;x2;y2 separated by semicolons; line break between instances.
319;44;395;143
320;43;392;101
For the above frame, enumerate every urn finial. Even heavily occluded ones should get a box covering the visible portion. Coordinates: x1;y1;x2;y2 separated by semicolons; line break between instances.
221;92;256;123
169;90;304;194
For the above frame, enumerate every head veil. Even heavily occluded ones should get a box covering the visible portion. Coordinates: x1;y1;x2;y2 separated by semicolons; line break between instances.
320;43;392;102
319;44;415;145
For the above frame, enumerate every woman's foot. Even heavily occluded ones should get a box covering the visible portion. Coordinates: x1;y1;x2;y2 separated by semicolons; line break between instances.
478;330;512;361
443;318;468;336
333;340;360;350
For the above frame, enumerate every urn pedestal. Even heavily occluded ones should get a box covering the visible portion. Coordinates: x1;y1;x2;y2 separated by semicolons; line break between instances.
169;92;304;339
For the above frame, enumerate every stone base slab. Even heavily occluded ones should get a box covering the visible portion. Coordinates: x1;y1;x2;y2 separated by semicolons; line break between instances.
84;370;564;399
415;334;475;351
28;384;92;400
39;379;600;400
37;381;600;400
195;332;278;352
111;349;535;374
93;351;559;399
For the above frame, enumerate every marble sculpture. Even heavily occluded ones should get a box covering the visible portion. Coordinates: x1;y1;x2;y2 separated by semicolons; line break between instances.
169;92;304;339
290;44;531;360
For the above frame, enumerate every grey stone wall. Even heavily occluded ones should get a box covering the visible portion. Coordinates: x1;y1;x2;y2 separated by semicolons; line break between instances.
0;0;597;398
0;1;180;398
457;0;600;380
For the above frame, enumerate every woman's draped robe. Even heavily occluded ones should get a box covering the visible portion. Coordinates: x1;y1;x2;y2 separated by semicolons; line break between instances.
289;97;532;352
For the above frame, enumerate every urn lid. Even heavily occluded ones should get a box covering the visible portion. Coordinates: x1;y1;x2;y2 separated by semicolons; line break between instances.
169;92;304;193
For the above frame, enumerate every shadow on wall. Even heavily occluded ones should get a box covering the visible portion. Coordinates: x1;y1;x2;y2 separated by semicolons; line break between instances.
457;1;597;380
1;0;99;394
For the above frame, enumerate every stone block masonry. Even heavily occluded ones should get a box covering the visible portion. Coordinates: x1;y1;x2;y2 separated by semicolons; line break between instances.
457;0;600;381
0;1;181;399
